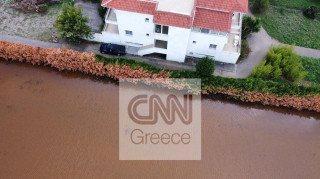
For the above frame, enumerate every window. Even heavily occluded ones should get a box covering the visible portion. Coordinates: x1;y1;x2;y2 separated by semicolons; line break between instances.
125;30;133;36
200;28;209;34
155;24;169;35
193;41;196;44
209;44;217;50
145;18;149;22
155;40;168;49
146;33;149;36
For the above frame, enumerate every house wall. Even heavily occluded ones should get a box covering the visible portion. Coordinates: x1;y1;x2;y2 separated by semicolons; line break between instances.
166;27;191;62
116;10;154;46
186;31;228;58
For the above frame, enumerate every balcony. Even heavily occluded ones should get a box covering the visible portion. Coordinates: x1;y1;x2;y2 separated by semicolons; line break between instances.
103;24;119;34
105;8;117;24
223;34;241;53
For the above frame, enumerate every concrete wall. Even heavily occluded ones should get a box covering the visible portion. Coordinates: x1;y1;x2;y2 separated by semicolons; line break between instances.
116;10;154;46
92;31;121;44
166;26;191;62
186;31;228;58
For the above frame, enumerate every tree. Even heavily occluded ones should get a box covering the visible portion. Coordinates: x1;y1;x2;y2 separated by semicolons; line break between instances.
195;56;215;78
241;16;262;39
252;0;270;14
55;3;93;44
251;45;307;82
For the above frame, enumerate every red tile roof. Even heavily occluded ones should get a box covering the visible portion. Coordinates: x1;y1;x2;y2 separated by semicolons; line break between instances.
101;0;248;30
101;0;156;15
193;8;232;33
196;0;248;13
154;11;194;29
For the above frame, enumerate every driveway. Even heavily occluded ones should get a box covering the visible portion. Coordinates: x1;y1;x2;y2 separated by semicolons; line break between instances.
75;0;102;33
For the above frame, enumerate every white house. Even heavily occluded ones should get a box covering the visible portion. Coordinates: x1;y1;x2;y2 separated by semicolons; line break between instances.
93;0;248;64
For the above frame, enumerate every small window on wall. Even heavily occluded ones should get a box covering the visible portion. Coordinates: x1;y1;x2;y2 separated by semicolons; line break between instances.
193;41;196;44
200;28;209;34
209;44;217;50
145;18;149;22
125;30;133;36
146;33;150;36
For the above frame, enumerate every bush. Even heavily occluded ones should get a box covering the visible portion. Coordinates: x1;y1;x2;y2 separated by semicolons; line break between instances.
252;45;307;82
98;6;107;19
252;0;270;14
239;40;251;61
195;57;215;78
303;6;319;19
55;3;93;44
241;16;262;39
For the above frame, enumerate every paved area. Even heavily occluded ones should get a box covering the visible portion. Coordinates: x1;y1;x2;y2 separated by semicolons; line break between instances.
0;34;195;71
236;13;320;78
75;0;102;33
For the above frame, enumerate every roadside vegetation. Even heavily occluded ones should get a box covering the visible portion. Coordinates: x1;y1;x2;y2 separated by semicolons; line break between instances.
301;57;320;85
250;0;320;49
1;41;320;111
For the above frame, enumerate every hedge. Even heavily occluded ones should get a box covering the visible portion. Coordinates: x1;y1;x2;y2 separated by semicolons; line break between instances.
96;54;320;97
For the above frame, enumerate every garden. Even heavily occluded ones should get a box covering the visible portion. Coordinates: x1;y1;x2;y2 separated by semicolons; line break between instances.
250;0;320;49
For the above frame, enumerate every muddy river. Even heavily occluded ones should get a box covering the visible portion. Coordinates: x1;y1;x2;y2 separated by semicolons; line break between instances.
0;61;320;179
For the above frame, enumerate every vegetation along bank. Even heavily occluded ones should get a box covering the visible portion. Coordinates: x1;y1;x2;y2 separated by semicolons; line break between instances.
1;41;320;112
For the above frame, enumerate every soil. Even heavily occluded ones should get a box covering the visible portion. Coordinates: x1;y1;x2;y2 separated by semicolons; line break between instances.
0;0;59;41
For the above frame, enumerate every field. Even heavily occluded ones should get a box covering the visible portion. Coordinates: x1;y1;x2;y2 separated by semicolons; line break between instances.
0;0;63;41
301;57;320;85
251;0;320;49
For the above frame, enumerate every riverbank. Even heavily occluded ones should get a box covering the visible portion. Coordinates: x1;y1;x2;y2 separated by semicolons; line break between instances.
1;41;319;112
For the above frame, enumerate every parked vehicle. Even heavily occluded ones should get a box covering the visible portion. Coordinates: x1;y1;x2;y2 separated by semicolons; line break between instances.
100;43;126;56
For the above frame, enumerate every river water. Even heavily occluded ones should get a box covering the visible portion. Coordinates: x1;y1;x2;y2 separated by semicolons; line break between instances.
0;61;320;179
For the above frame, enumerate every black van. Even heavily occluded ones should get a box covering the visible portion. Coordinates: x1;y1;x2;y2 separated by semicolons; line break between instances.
100;43;126;56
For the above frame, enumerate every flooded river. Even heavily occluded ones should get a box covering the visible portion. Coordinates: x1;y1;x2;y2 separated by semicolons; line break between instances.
1;61;320;178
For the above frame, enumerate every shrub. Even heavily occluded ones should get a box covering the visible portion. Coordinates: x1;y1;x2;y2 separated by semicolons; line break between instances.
55;3;93;44
239;40;251;61
98;6;107;19
252;0;270;14
195;57;215;78
241;16;262;39
303;6;319;19
252;45;307;82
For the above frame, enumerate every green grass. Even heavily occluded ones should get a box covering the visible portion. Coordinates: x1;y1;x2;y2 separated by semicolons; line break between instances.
256;6;320;49
250;0;319;9
269;0;319;9
301;57;320;84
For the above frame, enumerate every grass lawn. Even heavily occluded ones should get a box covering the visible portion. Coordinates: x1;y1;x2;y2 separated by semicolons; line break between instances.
250;0;320;49
257;6;320;49
301;57;320;85
269;0;320;9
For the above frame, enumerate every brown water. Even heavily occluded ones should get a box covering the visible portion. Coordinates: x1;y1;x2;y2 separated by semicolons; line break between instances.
1;61;320;179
